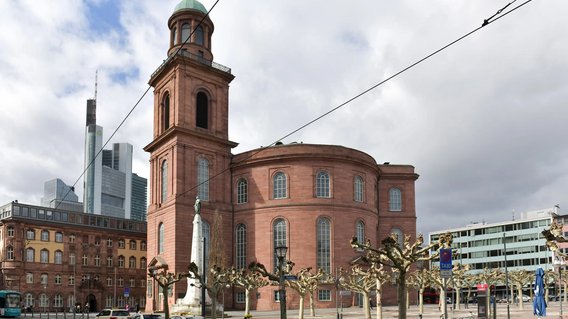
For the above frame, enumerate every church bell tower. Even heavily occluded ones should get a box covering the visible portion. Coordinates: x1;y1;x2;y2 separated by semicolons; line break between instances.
144;0;237;310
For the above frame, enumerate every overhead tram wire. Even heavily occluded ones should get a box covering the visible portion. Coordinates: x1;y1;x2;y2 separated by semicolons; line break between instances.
54;0;222;212
173;0;536;201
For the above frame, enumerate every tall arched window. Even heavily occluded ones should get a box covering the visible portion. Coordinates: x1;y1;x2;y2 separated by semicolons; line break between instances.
172;27;178;45
161;160;168;203
181;23;190;43
355;220;365;243
273;172;287;199
316;171;330;198
237;178;248;204
195;26;204;45
162;93;170;131
196;92;208;129
158;223;164;254
354;176;364;202
317;217;331;274
197;157;209;200
273;218;287;271
236;224;246;269
391;228;404;247
389;188;402;211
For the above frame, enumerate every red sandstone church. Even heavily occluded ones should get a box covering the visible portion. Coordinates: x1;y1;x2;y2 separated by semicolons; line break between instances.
144;0;418;312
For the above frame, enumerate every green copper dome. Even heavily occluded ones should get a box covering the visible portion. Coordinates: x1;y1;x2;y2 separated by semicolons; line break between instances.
174;0;207;14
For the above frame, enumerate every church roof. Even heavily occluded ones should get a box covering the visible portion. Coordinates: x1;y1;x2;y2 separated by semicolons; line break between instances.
174;0;207;14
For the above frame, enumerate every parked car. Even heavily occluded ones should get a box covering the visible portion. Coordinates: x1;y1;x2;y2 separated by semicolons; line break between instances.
96;309;131;319
131;314;163;319
515;295;531;302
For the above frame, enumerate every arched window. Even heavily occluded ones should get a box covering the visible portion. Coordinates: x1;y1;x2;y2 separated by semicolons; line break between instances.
181;23;190;43
236;224;246;269
316;217;331;274
273;172;287;199
161;160;168;203
389;188;402;211
118;256;125;268
158;223;164;254
316;171;330;198
354;176;364;202
55;250;63;264
195;25;204;45
196;92;208;129
140;257;147;269
6;246;14;260
355;220;365;243
273;218;287;271
197;157;209;200
172;27;178;45
162;93;170;131
41;229;49;241
129;256;136;268
40;249;49;263
54;294;63;308
24;293;34;308
391;228;404;247
26;248;35;262
237;178;248;204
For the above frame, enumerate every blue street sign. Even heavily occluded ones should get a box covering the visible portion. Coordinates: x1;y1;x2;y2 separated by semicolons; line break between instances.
439;248;453;270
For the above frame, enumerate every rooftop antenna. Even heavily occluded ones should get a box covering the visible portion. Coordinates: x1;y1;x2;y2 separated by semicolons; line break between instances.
94;69;98;101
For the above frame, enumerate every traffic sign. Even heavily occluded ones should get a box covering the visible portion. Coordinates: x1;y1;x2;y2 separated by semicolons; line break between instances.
283;275;298;281
440;269;452;279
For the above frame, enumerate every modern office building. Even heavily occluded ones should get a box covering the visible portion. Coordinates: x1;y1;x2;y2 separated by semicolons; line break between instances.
41;178;83;213
429;207;557;274
83;98;147;220
0;201;148;312
144;0;418;312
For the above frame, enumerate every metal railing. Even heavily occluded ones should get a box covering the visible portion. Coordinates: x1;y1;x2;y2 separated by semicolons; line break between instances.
151;50;231;79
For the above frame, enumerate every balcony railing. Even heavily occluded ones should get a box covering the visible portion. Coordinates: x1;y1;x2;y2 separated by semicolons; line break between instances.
151;50;231;79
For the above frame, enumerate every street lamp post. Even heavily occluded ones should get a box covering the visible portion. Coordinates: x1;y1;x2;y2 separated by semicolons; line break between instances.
275;246;288;319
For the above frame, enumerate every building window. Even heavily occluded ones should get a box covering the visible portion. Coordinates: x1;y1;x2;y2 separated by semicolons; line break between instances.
118;256;125;268
69;253;76;265
236;291;246;303
237;178;248;204
6;246;14;260
273;218;287;271
107;277;113;287
55;250;63;264
107;238;113;247
7;226;14;237
94;236;101;246
316;171;330;198
389;188;402;211
356;220;365;243
273;172;287;199
162;93;170;131
26;248;35;262
69;234;75;243
317;217;331;274
55;232;63;242
55;274;62;285
118;277;124;287
82;254;88;266
129;257;136;269
26;229;35;240
197;157;209;200
172;26;178;45
354;176;364;202
158;223;165;254
40;249;49;263
318;290;331;301
391;228;404;247
68;275;75;286
161;160;168;202
26;272;34;284
40;273;48;285
40;294;48;308
130;278;136;288
94;255;101;267
196;92;208;129
181;23;190;43
141;241;147;251
140;257;147;269
195;25;204;45
118;239;125;248
236;224;246;269
54;294;63;308
24;293;34;308
130;240;137;250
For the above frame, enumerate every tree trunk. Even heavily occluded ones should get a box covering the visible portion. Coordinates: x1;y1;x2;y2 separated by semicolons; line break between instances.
397;271;407;319
298;295;305;319
376;284;383;319
418;288;424;314
517;286;523;310
406;289;409;309
211;293;218;319
362;292;371;319
309;292;315;316
244;289;251;315
161;285;170;319
439;288;446;316
564;283;567;303
456;288;461;310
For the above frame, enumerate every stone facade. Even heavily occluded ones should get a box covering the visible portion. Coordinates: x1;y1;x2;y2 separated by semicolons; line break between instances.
144;0;418;312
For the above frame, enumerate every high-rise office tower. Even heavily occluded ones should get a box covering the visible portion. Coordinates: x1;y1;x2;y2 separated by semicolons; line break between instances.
41;178;83;212
84;98;103;214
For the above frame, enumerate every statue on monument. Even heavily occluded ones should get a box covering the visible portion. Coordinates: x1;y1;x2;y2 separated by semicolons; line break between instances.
194;196;201;215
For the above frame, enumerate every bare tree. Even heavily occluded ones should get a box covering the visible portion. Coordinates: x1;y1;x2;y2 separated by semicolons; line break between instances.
187;263;231;319
286;266;325;319
228;267;268;316
408;269;431;315
474;267;503;318
338;262;389;319
148;263;192;319
350;232;453;319
508;270;533;310
450;263;470;309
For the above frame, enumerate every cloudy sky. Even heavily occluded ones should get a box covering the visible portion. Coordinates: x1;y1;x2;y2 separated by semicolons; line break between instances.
1;0;566;237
